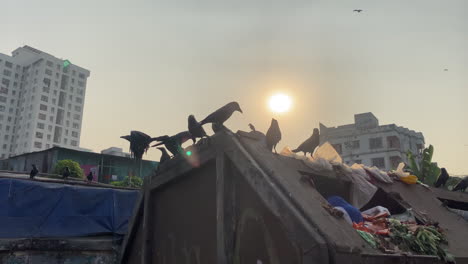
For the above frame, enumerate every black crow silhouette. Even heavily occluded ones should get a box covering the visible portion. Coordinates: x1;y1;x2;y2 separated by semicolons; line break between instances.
200;102;243;127
121;131;159;160
152;131;195;156
188;115;207;141
434;168;449;188
266;118;281;153
293;128;320;156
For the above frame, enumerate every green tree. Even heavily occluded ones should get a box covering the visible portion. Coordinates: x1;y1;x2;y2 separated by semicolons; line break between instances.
53;160;84;179
406;145;441;186
110;176;143;188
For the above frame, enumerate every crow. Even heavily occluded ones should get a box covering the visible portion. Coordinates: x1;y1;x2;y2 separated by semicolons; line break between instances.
200;102;243;127
248;123;256;132
87;171;93;182
266;118;281;153
353;9;363;13
62;167;71;180
152;131;195;156
30;164;38;179
293;128;320;156
212;123;225;134
452;176;468;192
188;115;207;141
157;147;171;164
121;130;159;160
434;168;449;188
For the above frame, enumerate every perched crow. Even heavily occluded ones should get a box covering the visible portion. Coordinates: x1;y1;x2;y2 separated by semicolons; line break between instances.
62;167;71;180
157;147;171;164
266;118;281;153
121;130;159;160
200;102;243;126
293;128;320;156
353;9;363;12
87;171;93;182
452;177;468;192
248;123;256;132
434;168;449;188
152;131;195;156
188;115;207;141
30;164;38;179
212;123;224;134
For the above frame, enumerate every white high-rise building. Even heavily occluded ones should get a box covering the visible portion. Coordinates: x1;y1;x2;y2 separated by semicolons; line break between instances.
0;46;90;159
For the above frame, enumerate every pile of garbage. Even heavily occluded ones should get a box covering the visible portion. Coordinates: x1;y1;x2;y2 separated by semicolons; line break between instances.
353;205;454;263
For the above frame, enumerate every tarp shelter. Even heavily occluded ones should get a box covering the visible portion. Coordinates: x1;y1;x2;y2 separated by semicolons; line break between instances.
0;177;139;238
120;130;468;264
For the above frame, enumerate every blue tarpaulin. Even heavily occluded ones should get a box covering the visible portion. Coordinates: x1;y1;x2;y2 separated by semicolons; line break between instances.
0;178;139;238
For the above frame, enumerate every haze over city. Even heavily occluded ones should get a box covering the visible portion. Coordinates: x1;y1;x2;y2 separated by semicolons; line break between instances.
2;0;467;174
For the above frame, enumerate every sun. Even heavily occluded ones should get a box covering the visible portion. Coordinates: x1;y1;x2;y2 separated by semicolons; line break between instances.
268;93;292;113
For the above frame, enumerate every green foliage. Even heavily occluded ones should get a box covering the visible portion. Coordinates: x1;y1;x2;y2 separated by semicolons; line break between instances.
53;160;84;179
406;145;441;186
110;176;143;188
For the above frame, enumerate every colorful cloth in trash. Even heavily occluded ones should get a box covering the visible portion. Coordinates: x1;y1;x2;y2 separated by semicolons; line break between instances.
327;196;363;223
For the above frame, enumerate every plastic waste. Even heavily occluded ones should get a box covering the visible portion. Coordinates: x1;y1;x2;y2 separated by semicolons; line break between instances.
312;142;343;163
362;206;390;218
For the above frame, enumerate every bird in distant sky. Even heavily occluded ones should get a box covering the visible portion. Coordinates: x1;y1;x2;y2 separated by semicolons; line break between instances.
293;128;320;156
444;69;448;71
266;119;281;154
353;9;363;13
200;102;243;127
30;164;38;179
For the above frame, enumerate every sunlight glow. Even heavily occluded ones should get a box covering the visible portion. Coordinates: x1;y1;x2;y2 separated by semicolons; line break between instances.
268;93;292;113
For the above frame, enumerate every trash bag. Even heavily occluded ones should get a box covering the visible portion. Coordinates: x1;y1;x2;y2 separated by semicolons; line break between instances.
312;142;343;163
327;196;363;224
349;164;378;208
364;166;393;183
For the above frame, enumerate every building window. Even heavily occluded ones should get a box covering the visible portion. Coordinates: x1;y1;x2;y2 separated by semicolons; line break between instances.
36;132;43;139
345;140;360;150
45;69;52;76
3;69;12;77
5;61;13;68
371;157;385;169
75;97;83;104
34;142;42;148
75;105;81;112
0;96;6;103
354;159;362;164
38;113;46;120
39;104;47;111
73;114;80;120
41;95;48;102
71;131;78;138
46;61;53;67
332;143;342;154
71;140;78;146
0;105;5;112
390;156;402;170
387;136;400;149
72;123;79;129
78;73;85;79
77;81;84;87
37;122;45;129
369;137;383;149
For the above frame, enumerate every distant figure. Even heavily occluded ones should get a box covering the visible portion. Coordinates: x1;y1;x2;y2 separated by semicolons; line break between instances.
248;123;256;132
353;9;363;13
188;115;207;141
452;176;468;192
157;147;171;164
199;102;243;129
121;130;159;160
434;168;449;188
293;128;320;156
30;164;38;179
266;118;281;154
87;171;93;182
153;131;195;156
62;167;71;180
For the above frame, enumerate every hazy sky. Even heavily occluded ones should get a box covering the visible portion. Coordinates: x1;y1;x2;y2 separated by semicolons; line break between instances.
2;0;467;174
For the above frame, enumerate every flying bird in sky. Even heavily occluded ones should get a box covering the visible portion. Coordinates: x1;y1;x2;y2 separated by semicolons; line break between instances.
353;9;363;13
266;118;281;153
200;102;243;129
188;115;207;141
152;131;195;156
293;128;320;156
30;164;38;179
121;130;159;160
